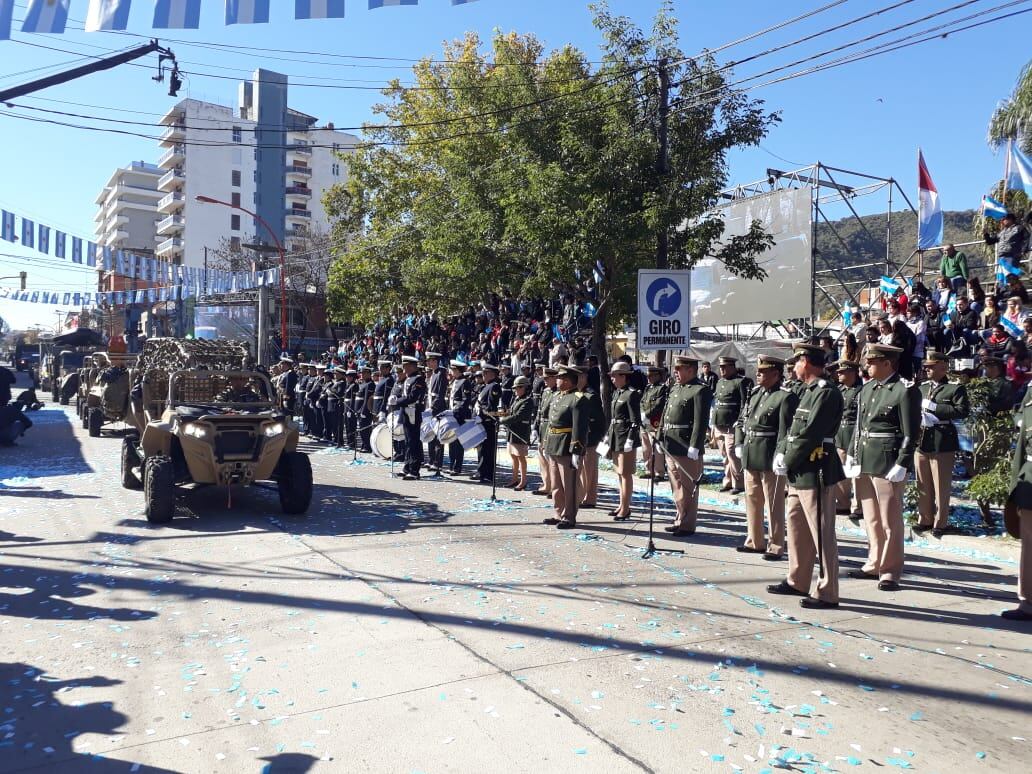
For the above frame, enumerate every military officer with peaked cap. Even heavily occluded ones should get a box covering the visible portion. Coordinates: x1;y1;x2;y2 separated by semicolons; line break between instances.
446;359;475;475
1003;386;1032;621
734;355;797;560
914;350;970;537
659;355;713;536
542;365;588;529
713;356;752;494
472;361;503;483
532;366;559;497
767;343;845;609
832;359;863;521
845;342;921;591
395;355;427;480
640;365;668;481
425;352;449;474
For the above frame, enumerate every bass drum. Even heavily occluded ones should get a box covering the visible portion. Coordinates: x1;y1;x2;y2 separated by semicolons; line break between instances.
419;410;436;443
455;419;486;450
386;410;405;440
371;423;394;459
435;410;459;443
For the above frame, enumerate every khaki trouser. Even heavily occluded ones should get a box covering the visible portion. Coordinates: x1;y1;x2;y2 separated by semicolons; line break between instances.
538;448;552;494
855;474;906;582
915;451;954;529
548;455;578;524
1018;509;1032;614
666;454;703;532
834;448;859;513
743;469;786;555
580;445;599;504
642;430;666;477
716;430;743;489
785;485;840;603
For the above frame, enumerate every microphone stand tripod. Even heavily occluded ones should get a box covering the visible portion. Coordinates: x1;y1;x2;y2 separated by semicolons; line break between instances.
642;404;686;560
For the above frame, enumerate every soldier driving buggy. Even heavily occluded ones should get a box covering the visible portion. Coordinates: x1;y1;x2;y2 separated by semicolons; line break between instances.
81;352;138;437
119;338;312;524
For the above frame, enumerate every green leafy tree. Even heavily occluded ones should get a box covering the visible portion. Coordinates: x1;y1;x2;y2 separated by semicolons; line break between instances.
989;59;1032;154
964;377;1015;526
325;0;778;376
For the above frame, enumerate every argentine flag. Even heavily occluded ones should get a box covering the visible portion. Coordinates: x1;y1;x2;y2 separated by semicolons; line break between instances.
879;276;897;295
1007;144;1032;197
296;0;346;18
21;0;70;33
981;195;1008;221
153;0;201;28
917;150;943;250
368;0;417;8
225;0;269;24
0;210;14;242
996;257;1023;283
85;0;132;31
1001;315;1023;337
1;0;13;41
452;0;479;4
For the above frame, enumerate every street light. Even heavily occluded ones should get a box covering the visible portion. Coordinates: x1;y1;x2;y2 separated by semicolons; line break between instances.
194;195;288;353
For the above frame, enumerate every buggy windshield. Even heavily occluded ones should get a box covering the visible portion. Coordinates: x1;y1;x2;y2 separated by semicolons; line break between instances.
169;371;275;411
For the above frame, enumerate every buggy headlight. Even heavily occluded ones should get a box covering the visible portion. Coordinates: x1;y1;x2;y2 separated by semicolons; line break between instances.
184;423;208;438
264;422;285;437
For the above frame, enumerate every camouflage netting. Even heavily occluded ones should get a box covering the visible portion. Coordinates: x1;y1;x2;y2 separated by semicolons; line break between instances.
134;339;252;416
100;367;130;415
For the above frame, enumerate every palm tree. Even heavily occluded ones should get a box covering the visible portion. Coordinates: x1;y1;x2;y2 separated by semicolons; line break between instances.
989;60;1032;152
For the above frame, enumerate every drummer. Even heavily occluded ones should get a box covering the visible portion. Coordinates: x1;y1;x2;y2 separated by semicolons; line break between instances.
498;375;534;491
447;359;474;476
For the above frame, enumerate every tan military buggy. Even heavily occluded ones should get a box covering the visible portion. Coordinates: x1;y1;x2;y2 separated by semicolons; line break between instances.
82;352;139;437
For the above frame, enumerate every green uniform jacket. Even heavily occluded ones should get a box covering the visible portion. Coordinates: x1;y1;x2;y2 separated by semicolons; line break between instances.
1008;393;1032;509
607;387;643;452
712;376;752;430
987;376;1016;415
734;383;798;471
835;383;862;450
918;379;970;454
536;387;555;441
640;383;668;429
542;390;588;457
659;379;712;456
851;373;921;475
582;388;607;446
499;395;534;445
777;379;845;489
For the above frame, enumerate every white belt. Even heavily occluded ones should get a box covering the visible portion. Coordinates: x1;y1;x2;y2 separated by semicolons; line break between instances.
787;436;834;443
716;401;738;407
666;424;693;429
746;430;776;437
863;431;897;438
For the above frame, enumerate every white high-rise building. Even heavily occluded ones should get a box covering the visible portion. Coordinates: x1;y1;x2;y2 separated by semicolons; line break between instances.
94;161;163;253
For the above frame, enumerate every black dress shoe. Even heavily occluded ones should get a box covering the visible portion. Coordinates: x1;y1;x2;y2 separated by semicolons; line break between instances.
878;580;901;592
835;508;852;516
542;518;560;525
762;552;784;561
913;524;932;533
730;487;744;495
664;525;682;533
672;529;695;536
532;489;549;496
579;502;597;509
735;546;765;554
556;521;576;530
848;512;863;523
719;484;733;492
1000;608;1032;621
613;513;632;521
800;597;839;609
767;581;808;597
847;569;879;580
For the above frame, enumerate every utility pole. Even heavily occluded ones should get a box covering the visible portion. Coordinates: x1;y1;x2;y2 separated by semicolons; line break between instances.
256;284;270;366
655;57;671;367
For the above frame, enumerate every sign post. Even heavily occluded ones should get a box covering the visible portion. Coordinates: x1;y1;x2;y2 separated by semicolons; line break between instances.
637;269;691;353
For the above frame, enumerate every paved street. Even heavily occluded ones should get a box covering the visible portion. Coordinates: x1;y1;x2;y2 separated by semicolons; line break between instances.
1;394;1029;773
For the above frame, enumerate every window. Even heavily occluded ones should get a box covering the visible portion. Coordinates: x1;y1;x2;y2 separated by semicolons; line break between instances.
232;126;242;143
253;170;257;182
333;142;340;152
332;163;340;176
231;192;241;207
231;170;241;187
230;237;241;251
231;214;240;231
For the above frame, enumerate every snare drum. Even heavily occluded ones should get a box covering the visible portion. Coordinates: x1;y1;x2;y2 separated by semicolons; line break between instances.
434;410;459;443
386;410;405;440
455;419;487;450
371;423;394;459
419;410;436;443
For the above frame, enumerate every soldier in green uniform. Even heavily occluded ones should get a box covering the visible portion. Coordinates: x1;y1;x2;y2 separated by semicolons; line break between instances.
639;365;668;480
606;361;643;521
914;351;970;537
832;360;863;521
713;356;752;494
498;375;535;490
983;356;1015;414
532;367;558;497
1003;390;1032;621
734;355;797;559
659;356;712;536
542;365;588;529
577;368;607;508
845;342;921;592
767;343;845;609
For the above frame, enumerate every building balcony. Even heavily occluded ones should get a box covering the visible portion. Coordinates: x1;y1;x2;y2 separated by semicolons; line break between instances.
285;185;312;198
159;144;186;168
156;237;184;257
285;164;312;177
285;227;308;239
157;168;185;192
286;209;312;220
156;214;185;236
102;230;129;246
159;123;186;147
157;191;185;214
288;144;313;156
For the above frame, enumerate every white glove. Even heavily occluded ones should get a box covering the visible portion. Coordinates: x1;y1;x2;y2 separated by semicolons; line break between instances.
734;445;744;460
944;319;953;327
843;455;861;479
885;464;908;483
772;452;787;476
387;397;397;407
623;438;634;452
921;411;939;428
921;399;937;412
378;412;386;422
572;454;582;469
686;447;700;461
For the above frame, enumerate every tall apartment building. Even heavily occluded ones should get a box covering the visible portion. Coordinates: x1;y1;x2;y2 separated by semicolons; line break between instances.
147;68;357;268
93;161;163;294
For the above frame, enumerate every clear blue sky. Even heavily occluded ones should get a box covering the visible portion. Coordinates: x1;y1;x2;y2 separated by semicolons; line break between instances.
1;0;1028;330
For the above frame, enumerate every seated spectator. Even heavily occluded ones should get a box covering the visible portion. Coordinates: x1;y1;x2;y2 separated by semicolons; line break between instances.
998;274;1030;304
968;276;987;313
1008;340;1032;400
924;299;946;353
858;325;880;364
838;331;859;364
886;298;904;324
910;275;932;303
933;276;953;310
939;244;969;293
1024;316;1032;346
878;318;894;344
985;324;1012;357
1003;296;1027;328
905;302;926;376
945;295;980;350
980;293;1000;329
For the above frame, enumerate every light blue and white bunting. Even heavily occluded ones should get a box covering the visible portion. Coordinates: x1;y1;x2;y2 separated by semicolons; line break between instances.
54;231;65;259
1007;143;1032;197
153;0;201;28
981;195;1008;221
0;210;14;242
0;0;13;40
879;275;897;295
20;218;34;249
452;0;479;4
296;0;346;19
37;224;49;254
225;0;269;24
369;0;417;8
85;0;132;31
21;0;70;33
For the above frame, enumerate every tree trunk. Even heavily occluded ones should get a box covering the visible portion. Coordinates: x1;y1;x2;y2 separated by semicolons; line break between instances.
592;302;612;423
